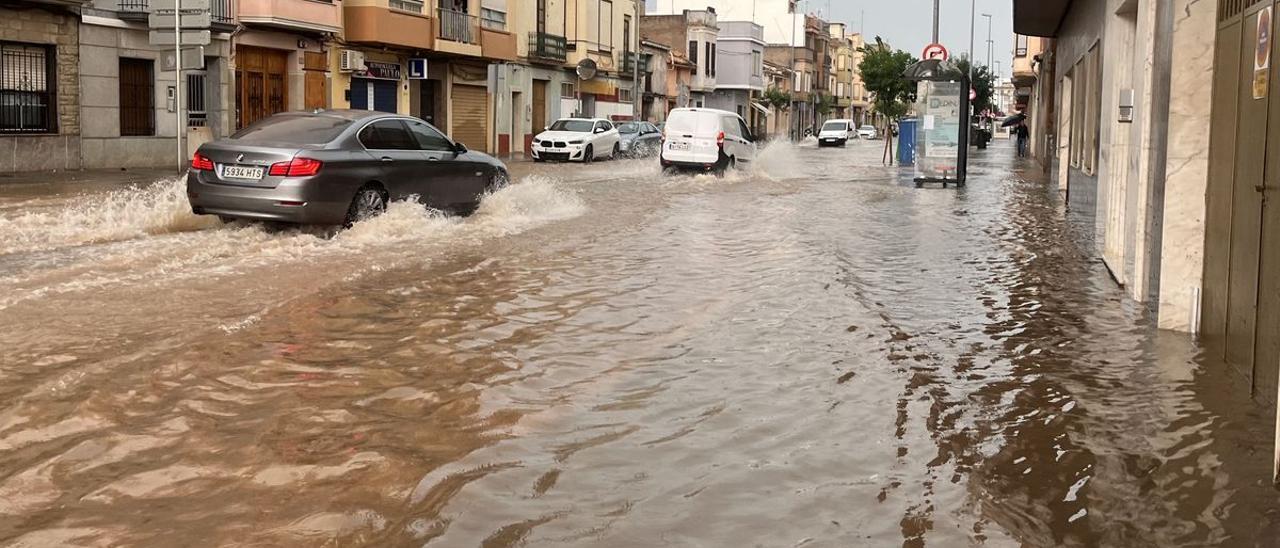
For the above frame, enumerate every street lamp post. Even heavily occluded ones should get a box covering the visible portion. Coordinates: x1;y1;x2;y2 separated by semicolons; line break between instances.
968;0;976;81
932;0;940;43
982;13;993;72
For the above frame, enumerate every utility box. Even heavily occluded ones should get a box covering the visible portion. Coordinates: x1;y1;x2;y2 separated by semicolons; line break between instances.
897;117;917;165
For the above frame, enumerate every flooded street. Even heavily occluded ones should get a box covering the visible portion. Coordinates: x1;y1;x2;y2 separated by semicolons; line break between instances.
1;140;1278;547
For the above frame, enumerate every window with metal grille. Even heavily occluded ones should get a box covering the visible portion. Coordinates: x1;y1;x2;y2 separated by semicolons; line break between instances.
119;58;154;136
0;41;55;134
187;71;207;127
561;81;575;98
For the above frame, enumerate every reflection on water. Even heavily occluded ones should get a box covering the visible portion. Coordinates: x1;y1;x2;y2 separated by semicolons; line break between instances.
0;142;1277;546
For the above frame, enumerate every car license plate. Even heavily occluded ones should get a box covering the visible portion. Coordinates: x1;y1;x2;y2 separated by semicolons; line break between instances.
670;142;690;151
223;165;264;180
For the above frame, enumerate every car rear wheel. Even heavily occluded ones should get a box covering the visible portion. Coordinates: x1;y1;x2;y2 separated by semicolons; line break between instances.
344;186;387;227
611;143;620;159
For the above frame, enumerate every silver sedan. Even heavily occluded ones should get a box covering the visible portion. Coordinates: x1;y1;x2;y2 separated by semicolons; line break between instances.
187;110;508;226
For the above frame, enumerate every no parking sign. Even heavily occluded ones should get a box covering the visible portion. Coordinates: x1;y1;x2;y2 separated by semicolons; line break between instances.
922;43;949;61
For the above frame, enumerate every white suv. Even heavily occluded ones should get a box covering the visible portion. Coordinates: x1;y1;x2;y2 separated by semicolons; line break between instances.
532;118;621;163
660;108;757;175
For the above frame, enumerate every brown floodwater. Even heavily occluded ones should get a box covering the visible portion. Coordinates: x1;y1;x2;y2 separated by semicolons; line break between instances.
1;140;1277;547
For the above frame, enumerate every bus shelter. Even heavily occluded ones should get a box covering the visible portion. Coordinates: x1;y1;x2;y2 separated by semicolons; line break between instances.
902;59;970;187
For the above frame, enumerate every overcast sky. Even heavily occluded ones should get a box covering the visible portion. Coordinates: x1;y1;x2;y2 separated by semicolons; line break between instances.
818;0;1015;81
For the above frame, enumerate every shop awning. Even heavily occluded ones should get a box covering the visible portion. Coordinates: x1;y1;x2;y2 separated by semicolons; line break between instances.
752;102;771;116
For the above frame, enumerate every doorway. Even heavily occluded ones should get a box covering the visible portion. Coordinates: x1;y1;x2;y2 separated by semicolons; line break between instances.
1205;0;1280;403
531;79;547;154
235;46;288;128
510;90;522;157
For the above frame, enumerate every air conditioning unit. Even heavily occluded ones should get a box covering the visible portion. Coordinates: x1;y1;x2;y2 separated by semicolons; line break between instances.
339;50;366;72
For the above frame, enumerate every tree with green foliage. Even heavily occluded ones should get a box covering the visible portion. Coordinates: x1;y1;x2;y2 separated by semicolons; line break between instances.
950;55;997;115
813;92;835;117
858;37;917;163
763;86;792;111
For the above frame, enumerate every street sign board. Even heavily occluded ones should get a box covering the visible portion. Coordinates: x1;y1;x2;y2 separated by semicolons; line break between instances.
149;30;211;46
149;11;211;29
922;43;949;61
162;47;206;71
408;58;428;79
151;0;209;10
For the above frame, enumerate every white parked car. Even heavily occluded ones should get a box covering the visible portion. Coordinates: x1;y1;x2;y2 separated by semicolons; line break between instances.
818;119;856;147
531;118;621;163
659;108;757;175
857;124;879;140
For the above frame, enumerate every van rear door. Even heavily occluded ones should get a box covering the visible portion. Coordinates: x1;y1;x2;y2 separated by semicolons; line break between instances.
663;111;721;164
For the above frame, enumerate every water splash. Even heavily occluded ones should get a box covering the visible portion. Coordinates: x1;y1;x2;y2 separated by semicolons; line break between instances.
0;177;218;256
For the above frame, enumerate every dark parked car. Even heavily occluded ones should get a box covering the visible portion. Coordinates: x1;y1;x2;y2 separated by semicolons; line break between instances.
617;121;663;157
187;110;508;226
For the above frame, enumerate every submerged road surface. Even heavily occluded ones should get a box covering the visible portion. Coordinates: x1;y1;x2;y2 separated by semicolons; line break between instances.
1;140;1278;547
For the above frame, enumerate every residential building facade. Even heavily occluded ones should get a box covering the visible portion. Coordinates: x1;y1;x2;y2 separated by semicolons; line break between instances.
705;21;764;134
640;8;716;107
829;22;853;119
639;38;670;122
761;59;791;139
2;0;83;172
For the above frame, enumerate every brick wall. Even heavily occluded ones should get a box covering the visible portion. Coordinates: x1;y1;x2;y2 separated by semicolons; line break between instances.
1;4;80;136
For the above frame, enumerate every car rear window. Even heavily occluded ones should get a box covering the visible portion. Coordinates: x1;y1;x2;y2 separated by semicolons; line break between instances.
665;111;720;136
823;121;848;131
231;115;353;145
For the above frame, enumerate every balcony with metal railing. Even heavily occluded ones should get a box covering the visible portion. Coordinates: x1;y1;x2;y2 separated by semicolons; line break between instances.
437;8;479;45
619;51;650;74
527;32;567;65
117;0;235;27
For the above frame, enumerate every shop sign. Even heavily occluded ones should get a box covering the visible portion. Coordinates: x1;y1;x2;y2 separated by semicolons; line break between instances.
360;61;402;80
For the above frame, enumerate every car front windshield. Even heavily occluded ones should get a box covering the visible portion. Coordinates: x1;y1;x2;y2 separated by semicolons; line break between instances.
549;120;595;132
823;122;847;131
860;125;875;131
617;123;639;134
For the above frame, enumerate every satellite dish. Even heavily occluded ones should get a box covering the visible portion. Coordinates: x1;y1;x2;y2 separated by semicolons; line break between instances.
576;58;597;80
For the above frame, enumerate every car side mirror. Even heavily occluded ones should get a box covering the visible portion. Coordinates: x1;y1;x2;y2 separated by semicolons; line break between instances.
453;141;468;154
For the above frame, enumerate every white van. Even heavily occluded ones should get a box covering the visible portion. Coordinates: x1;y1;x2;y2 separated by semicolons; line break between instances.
660;108;757;174
818;119;856;147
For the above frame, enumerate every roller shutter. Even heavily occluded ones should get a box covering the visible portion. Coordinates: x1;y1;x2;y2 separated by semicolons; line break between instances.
451;83;489;153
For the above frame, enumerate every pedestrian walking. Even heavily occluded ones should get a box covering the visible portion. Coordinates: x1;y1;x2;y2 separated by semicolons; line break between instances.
1014;122;1029;158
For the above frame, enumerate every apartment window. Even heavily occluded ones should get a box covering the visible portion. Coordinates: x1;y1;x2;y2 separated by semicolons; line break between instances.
119;58;154;136
689;40;698;67
623;15;631;57
587;0;614;52
561;81;575;98
1015;35;1028;57
1067;44;1101;175
706;42;715;77
752;51;762;76
619;88;632;102
0;41;55;134
481;8;507;30
837;82;845;97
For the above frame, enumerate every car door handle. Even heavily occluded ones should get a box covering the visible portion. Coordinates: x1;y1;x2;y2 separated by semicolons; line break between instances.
426;157;440;162
380;156;394;162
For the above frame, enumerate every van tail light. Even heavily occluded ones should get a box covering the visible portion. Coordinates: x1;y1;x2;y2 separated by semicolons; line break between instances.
191;152;214;171
268;157;323;177
717;131;725;148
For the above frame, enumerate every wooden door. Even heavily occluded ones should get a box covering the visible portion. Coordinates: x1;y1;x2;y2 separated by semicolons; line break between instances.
119;58;154;136
304;72;326;110
236;46;289;128
532;79;547;133
452;83;488;153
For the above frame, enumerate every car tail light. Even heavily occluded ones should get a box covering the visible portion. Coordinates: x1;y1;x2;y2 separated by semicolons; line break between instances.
716;131;725;147
268;157;323;177
191;152;214;171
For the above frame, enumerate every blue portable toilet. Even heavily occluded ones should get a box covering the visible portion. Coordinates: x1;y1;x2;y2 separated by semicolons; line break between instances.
897;118;917;165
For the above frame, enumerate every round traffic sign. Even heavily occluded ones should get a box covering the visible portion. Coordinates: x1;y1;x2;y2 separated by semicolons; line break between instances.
922;43;949;61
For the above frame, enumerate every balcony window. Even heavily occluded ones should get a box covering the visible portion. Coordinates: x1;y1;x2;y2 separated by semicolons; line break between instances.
752;51;761;76
586;0;614;52
390;0;424;13
481;0;506;30
0;42;55;134
1015;35;1028;57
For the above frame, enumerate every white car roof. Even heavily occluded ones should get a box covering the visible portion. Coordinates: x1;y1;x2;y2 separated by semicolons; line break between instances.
555;117;611;123
669;107;740;118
